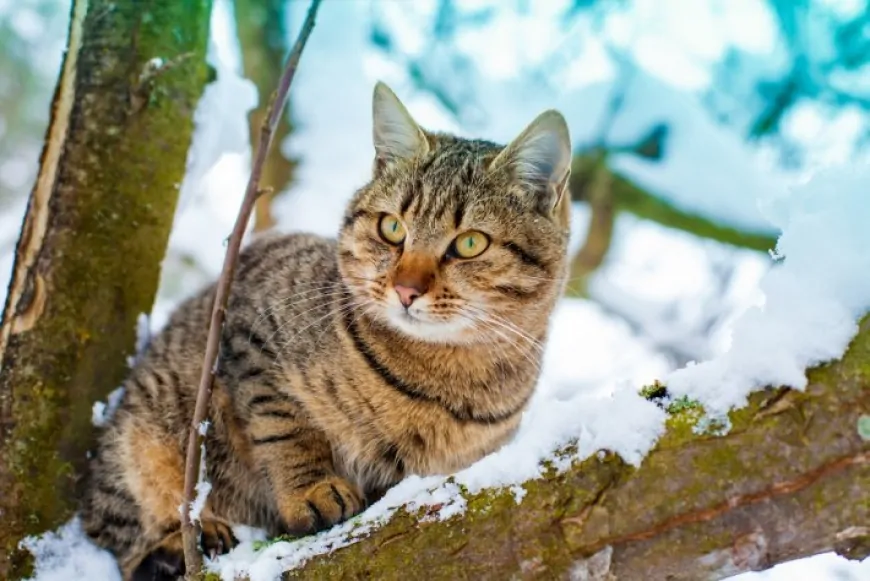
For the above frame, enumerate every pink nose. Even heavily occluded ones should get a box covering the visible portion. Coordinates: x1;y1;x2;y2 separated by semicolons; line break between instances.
394;284;422;308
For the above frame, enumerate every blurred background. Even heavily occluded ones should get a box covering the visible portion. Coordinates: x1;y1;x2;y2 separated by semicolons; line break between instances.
1;0;868;579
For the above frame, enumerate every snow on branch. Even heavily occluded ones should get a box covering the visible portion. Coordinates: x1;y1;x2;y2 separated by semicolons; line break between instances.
216;321;870;579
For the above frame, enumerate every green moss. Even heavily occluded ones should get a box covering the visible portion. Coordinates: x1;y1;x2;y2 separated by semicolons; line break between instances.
639;380;668;401
0;0;213;576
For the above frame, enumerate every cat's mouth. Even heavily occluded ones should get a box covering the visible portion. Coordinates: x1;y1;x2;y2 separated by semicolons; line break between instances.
381;302;473;343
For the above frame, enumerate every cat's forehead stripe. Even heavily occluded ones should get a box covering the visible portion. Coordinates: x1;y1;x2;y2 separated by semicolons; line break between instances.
403;138;498;227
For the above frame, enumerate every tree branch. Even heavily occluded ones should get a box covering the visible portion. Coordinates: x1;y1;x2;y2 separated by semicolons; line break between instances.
180;1;321;576
278;319;870;580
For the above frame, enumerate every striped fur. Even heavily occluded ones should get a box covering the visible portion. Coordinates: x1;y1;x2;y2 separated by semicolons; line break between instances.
81;83;571;580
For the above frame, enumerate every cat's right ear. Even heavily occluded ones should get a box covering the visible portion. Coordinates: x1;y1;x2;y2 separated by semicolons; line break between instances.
372;82;429;174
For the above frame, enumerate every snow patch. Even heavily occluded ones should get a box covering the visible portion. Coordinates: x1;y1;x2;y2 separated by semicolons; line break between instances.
21;519;120;581
666;164;870;414
91;387;125;428
186;442;212;524
509;484;527;504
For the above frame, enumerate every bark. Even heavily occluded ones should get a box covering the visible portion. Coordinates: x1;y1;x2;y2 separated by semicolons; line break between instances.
233;0;297;232
0;0;212;577
279;319;870;580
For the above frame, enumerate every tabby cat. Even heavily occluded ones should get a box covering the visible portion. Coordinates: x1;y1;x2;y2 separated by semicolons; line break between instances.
81;82;572;580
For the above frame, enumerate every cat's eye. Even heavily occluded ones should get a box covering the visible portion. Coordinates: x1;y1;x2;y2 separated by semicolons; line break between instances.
451;230;490;259
379;214;406;245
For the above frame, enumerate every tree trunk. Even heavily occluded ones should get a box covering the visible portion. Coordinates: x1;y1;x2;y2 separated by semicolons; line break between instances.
280;319;870;580
0;1;212;577
233;0;297;232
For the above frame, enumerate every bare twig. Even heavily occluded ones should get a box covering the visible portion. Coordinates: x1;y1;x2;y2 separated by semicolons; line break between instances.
179;1;322;577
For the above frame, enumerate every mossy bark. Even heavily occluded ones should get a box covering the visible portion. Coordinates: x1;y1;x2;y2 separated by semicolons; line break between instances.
280;320;870;580
569;153;779;254
0;0;212;577
233;0;297;232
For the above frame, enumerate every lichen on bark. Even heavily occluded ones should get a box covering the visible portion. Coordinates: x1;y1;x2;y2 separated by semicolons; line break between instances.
0;0;213;577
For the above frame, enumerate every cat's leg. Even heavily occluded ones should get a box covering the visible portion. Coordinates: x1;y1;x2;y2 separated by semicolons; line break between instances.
244;389;364;534
129;521;236;581
85;408;237;580
81;448;154;580
82;416;184;580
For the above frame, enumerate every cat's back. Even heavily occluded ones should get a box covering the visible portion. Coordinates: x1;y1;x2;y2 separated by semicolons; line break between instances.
128;232;339;393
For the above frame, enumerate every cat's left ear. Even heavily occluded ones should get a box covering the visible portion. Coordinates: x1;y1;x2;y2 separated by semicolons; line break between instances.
372;81;430;174
490;110;572;214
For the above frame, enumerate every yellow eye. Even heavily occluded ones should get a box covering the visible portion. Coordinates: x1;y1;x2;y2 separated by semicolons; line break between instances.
379;214;406;245
452;230;490;258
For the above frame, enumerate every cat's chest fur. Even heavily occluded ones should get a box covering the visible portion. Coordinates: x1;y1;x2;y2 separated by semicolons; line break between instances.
286;353;527;494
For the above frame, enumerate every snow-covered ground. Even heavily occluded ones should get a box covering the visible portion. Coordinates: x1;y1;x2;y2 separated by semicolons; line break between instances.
5;1;870;580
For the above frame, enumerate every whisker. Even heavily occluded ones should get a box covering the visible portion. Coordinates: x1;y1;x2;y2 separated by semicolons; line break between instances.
460;311;542;374
262;291;353;347
464;305;544;353
276;299;361;351
250;282;352;331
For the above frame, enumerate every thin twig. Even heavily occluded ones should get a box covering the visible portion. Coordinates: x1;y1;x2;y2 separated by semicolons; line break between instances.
179;1;322;577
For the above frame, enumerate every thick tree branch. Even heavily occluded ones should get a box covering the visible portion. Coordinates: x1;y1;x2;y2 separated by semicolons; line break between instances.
180;1;321;576
278;319;870;580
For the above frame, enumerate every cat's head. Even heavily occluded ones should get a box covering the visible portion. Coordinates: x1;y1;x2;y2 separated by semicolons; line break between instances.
338;82;571;345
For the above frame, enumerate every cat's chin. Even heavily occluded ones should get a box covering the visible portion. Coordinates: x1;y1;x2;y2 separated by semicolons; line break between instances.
383;309;473;344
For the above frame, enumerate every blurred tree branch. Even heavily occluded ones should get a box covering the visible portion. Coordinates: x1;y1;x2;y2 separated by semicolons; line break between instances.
569;145;778;256
234;0;298;232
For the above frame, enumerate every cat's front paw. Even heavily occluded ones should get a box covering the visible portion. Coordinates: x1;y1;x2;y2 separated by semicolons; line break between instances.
200;519;238;559
278;476;363;534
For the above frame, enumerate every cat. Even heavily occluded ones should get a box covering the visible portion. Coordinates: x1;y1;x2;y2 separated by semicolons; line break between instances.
81;81;572;580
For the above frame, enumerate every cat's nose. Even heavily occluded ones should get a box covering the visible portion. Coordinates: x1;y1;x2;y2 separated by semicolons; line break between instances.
394;284;423;308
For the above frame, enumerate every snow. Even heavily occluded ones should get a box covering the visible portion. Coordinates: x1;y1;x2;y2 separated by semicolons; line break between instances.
150;0;257;331
186;442;212;524
90;387;125;428
730;553;870;581
0;198;27;308
21;519;121;581
666;164;870;415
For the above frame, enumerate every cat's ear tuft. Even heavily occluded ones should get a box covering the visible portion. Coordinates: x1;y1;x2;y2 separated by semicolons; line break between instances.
372;82;429;172
490;110;572;209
